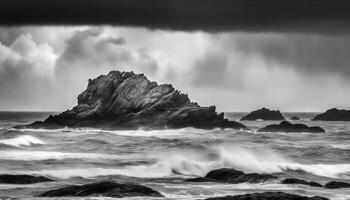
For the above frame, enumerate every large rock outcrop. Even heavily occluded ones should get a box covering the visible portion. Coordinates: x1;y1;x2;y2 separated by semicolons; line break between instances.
313;108;350;121
257;121;325;133
21;71;246;130
240;108;285;121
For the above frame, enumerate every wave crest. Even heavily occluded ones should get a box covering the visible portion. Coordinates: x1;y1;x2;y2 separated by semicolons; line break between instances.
0;135;45;147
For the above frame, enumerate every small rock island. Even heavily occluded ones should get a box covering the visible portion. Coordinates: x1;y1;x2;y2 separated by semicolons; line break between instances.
240;108;285;121
20;71;246;130
313;108;350;121
258;121;325;133
290;116;300;120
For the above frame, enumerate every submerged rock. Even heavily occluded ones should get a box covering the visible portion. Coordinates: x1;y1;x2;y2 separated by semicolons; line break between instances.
39;181;163;198
281;178;322;187
258;121;325;133
204;192;329;200
0;174;53;184
186;168;277;184
313;108;350;121
185;177;216;182
19;71;246;130
240;108;285;121
290;116;300;120
324;181;350;189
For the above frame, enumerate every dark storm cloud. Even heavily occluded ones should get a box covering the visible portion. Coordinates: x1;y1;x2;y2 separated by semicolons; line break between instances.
1;0;350;32
55;28;158;77
232;34;350;76
54;28;159;99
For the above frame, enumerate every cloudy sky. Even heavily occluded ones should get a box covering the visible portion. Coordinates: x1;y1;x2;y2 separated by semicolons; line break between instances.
0;0;350;112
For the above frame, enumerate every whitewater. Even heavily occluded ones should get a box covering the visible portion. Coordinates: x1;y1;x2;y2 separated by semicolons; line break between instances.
0;112;349;199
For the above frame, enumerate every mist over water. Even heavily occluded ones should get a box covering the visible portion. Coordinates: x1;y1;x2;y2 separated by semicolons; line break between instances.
0;112;350;199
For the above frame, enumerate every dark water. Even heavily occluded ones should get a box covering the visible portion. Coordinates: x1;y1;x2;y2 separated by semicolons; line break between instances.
0;112;349;199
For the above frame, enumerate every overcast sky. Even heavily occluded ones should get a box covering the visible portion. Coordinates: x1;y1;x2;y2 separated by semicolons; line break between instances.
0;0;350;112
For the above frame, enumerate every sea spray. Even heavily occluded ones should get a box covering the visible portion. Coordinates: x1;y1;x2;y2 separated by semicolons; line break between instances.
12;144;349;179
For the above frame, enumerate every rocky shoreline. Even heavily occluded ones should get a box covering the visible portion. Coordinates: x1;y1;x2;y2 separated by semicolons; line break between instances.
2;168;350;199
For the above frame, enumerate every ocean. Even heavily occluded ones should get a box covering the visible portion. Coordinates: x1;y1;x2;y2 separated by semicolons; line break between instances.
0;112;349;199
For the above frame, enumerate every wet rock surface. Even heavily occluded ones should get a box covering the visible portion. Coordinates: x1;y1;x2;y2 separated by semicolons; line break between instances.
324;181;350;189
204;192;329;200
19;71;246;130
281;178;322;187
186;168;277;184
0;174;53;184
258;121;325;133
240;108;285;121
39;181;163;198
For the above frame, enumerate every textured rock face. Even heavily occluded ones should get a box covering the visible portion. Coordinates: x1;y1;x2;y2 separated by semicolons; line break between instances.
0;174;53;184
313;108;350;121
258;121;325;133
39;181;163;198
204;192;329;200
240;108;285;121
24;71;245;130
186;168;277;184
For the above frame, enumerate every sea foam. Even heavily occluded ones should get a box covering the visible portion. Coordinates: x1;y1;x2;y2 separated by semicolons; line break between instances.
0;150;130;161
0;135;45;147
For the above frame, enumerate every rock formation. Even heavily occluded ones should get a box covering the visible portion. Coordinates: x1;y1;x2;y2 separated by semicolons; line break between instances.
313;108;350;121
258;121;325;133
240;108;285;121
20;71;246;130
186;168;277;184
290;116;300;120
324;181;350;189
281;178;322;187
39;181;163;198
0;174;53;184
204;192;328;200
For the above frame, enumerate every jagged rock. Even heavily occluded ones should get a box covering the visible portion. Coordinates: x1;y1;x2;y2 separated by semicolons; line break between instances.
290;116;300;120
324;181;350;189
0;174;53;184
204;192;329;200
18;71;246;130
313;108;350;121
240;108;285;121
281;178;322;187
258;121;325;133
186;168;277;184
39;181;163;198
